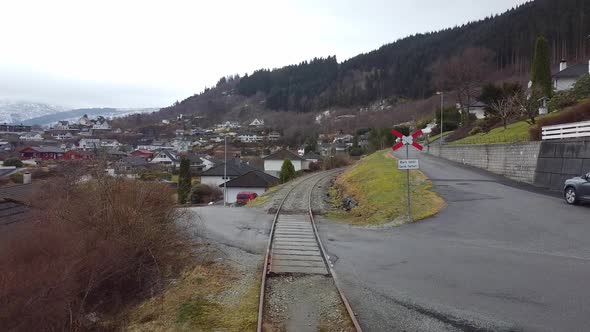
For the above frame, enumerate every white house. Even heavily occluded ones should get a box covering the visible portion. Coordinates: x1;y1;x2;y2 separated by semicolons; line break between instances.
249;118;264;127
200;160;260;187
238;133;262;143
19;133;44;142
267;131;281;141
91;117;111;130
263;149;306;177
172;138;192;152
553;60;590;92
457;101;487;120
150;150;180;168
78;138;101;150
100;139;121;149
220;170;278;204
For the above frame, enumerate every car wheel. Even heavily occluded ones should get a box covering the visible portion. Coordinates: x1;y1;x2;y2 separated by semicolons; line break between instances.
565;187;579;205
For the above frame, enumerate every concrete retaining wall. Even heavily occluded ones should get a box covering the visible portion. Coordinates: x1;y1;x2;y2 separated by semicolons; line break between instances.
426;142;542;184
534;139;590;190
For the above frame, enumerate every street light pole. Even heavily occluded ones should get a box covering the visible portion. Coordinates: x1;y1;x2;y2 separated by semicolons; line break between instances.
437;91;444;145
223;135;227;207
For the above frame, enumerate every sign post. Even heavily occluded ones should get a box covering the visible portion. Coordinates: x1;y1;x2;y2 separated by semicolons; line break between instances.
392;129;423;222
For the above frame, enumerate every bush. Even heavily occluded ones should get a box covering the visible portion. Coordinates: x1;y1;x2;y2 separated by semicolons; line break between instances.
348;147;364;157
548;90;577;112
573;74;590;99
323;155;351;170
0;175;188;331
469;126;483;136
191;184;223;204
529;101;590;140
9;173;23;184
139;170;170;181
3;157;23;168
279;159;296;183
309;161;322;171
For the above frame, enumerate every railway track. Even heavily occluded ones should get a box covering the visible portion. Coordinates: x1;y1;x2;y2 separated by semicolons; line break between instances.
257;170;362;331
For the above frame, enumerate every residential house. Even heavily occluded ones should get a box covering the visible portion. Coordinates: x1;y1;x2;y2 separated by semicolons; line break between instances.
0;183;34;225
78;138;101;151
219;170;278;204
319;143;333;157
333;134;354;145
0;124;32;133
64;150;95;160
200;160;260;187
19;132;44;142
211;143;241;161
185;154;205;172
553;60;590;91
302;152;321;169
113;156;150;174
150;150;180;168
461;101;488;120
263;149;306;177
249;118;264;127
50;130;74;140
238;133;262;143
198;154;220;171
131;149;154;160
100;139;121;149
54;121;70;130
90;117;111;130
137;141;174;151
78;114;90;126
172;138;192;152
20;146;65;160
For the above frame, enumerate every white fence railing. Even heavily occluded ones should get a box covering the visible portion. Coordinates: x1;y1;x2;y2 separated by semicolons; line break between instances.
542;120;590;140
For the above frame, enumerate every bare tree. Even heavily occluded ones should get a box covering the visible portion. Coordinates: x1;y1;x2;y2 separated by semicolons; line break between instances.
433;48;495;126
490;95;519;129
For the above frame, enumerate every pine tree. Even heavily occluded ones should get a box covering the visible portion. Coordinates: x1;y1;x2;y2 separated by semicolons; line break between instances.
177;157;192;204
279;159;296;183
531;36;552;98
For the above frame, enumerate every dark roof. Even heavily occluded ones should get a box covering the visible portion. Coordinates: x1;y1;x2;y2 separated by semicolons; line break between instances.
554;63;588;79
303;152;322;160
185;154;204;164
155;149;179;162
115;156;150;167
220;170;278;188
22;146;64;153
201;160;260;177
0;184;33;203
0;168;17;178
263;149;305;161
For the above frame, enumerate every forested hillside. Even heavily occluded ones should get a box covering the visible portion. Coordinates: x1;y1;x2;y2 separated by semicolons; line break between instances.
123;0;590;127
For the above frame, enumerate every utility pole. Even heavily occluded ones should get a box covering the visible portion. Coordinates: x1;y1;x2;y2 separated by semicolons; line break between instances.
223;135;227;207
437;91;444;145
406;143;411;223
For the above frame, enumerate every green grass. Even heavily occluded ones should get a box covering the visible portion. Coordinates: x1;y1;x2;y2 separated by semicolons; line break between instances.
328;150;445;225
450;112;563;145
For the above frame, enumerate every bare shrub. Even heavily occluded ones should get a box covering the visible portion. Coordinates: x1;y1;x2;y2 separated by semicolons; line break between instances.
323;155;351;170
0;173;189;331
191;184;223;204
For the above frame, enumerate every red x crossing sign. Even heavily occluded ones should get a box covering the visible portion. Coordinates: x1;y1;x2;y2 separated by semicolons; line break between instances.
392;129;424;151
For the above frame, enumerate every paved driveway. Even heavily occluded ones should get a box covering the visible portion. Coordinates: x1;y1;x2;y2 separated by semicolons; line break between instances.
318;150;590;331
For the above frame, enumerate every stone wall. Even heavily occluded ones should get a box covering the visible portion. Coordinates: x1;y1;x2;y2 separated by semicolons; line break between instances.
426;142;542;184
534;139;590;190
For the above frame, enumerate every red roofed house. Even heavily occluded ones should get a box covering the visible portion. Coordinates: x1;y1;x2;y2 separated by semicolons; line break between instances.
131;149;154;160
20;146;65;160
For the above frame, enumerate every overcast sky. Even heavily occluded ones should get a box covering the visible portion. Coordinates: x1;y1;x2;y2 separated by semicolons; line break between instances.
0;0;529;109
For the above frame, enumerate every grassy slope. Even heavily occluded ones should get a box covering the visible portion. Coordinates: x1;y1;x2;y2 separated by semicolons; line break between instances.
450;112;564;145
330;150;445;225
426;130;454;143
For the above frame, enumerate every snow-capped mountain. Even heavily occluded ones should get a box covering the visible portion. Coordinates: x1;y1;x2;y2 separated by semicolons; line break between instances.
21;107;159;126
0;101;69;124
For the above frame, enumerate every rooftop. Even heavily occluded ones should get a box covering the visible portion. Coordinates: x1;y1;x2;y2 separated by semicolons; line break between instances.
554;63;589;79
263;149;305;161
220;170;278;188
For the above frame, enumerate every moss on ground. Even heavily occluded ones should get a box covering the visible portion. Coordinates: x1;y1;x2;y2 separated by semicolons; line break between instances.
328;150;445;226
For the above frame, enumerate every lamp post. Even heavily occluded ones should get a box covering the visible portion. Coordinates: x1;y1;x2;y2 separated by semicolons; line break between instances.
436;91;444;145
223;135;227;207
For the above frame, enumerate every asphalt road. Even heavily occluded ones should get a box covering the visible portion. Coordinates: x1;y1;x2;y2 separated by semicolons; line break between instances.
317;150;590;332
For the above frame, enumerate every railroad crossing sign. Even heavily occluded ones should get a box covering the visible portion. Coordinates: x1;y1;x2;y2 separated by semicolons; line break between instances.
398;159;419;170
392;129;424;151
391;128;424;223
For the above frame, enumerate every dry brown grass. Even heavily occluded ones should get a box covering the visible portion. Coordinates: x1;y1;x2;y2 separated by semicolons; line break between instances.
0;169;190;331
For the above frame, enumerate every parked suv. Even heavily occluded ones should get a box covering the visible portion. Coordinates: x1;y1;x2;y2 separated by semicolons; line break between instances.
564;172;590;205
236;192;258;205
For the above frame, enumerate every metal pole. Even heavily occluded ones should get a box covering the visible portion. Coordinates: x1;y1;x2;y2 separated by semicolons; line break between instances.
440;92;444;146
224;136;227;207
406;144;411;223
